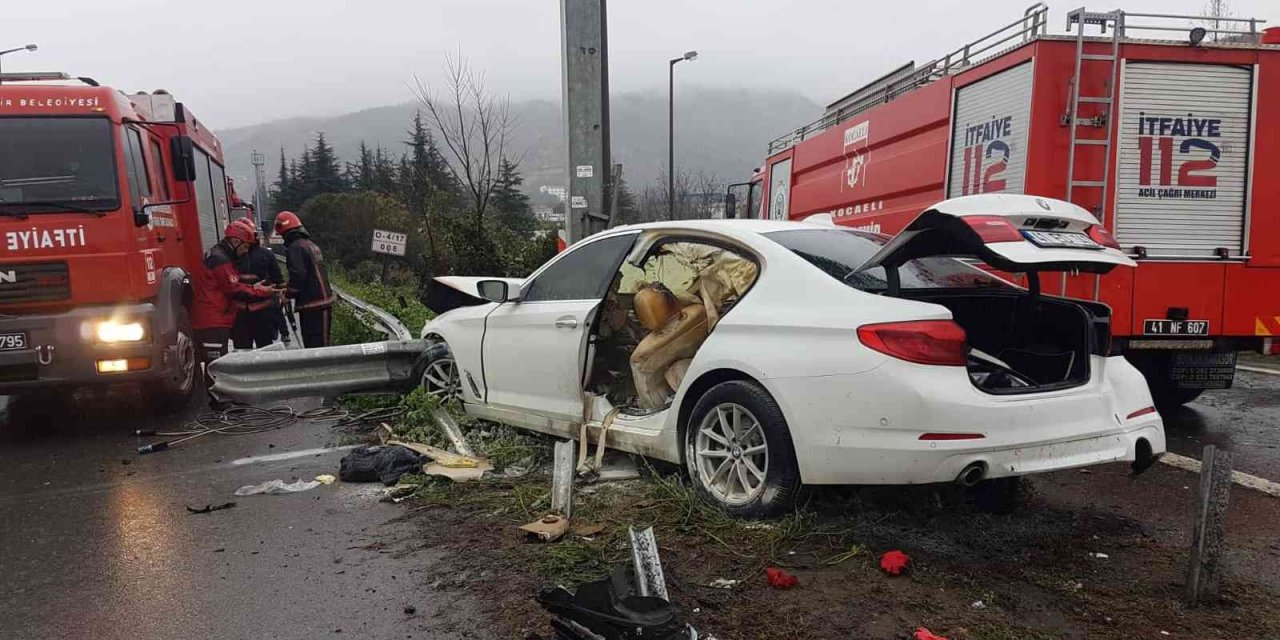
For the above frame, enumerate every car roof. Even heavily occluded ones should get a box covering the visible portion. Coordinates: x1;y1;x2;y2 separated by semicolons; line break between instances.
608;218;817;238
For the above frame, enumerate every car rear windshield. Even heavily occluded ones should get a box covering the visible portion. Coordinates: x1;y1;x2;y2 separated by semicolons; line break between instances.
764;228;1009;291
0;117;120;213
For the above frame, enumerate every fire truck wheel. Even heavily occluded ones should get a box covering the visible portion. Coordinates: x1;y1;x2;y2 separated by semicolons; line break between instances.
1153;384;1204;410
147;308;197;413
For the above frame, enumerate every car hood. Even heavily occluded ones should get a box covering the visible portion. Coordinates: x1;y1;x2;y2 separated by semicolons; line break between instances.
423;276;525;314
856;194;1136;275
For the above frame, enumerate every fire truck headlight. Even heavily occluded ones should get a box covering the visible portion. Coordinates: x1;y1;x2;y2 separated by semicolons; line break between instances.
96;320;148;343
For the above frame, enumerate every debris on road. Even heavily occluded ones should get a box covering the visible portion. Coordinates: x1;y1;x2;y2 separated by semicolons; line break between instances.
315;474;337;485
822;544;867;565
389;440;492;482
339;445;427;485
708;578;739;589
186;502;237;514
234;478;323;496
519;515;570;543
880;550;911;576
429;407;475;457
551;440;575;517
537;565;694;640
423;459;492;482
1089;552;1110;559
571;523;606;538
970;600;987;609
913;628;949;640
629;526;669;601
381;484;419;503
765;567;798;590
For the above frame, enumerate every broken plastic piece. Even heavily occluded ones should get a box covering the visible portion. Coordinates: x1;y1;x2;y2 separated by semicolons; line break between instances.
314;474;336;485
389;440;480;468
880;550;910;576
520;514;571;543
234;478;322;496
765;567;798;589
537;565;690;639
423;459;492;483
186;502;236;514
708;578;738;589
914;628;949;640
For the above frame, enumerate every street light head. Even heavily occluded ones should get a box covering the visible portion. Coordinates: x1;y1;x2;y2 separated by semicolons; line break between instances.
684;51;698;61
25;44;37;52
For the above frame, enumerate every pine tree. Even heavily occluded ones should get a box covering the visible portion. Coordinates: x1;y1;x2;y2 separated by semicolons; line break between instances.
308;132;347;195
614;174;639;224
492;158;534;234
353;141;375;191
372;146;398;194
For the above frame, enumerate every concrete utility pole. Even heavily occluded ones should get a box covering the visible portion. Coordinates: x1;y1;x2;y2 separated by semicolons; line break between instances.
560;0;611;245
250;150;269;233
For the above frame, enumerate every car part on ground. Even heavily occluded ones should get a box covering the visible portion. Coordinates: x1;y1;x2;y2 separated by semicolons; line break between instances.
339;445;428;485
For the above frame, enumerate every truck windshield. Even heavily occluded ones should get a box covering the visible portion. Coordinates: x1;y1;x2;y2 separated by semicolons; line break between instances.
0;117;120;213
765;227;1010;291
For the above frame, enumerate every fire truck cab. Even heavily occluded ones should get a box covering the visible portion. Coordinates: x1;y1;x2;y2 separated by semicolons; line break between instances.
0;72;234;407
736;6;1280;408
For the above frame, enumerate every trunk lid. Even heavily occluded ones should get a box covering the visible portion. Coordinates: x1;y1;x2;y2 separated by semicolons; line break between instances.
856;194;1136;275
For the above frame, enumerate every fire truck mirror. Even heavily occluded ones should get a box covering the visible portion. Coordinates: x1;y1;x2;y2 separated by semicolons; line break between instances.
724;191;737;219
134;209;151;228
170;135;197;183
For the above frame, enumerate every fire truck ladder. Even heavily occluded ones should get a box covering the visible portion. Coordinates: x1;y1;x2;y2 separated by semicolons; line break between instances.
1064;8;1122;299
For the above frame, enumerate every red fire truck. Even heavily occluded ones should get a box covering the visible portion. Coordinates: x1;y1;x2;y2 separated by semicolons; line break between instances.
735;5;1280;407
0;72;235;407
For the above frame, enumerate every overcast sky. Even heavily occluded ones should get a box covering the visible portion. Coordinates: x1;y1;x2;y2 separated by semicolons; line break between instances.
6;0;1276;129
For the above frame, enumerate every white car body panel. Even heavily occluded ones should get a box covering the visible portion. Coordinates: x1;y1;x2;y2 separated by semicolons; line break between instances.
422;198;1165;487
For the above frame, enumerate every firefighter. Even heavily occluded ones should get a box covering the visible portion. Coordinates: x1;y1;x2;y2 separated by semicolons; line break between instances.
191;221;278;398
230;218;284;349
274;211;334;348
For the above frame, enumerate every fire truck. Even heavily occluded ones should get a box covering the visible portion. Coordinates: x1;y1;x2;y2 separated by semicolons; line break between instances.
734;5;1280;408
0;72;235;408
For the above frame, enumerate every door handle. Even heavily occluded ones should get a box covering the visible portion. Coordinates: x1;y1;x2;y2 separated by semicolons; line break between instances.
554;316;578;329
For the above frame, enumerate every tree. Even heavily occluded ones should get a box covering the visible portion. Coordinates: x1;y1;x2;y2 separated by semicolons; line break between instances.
412;55;518;231
612;173;640;225
491;158;535;235
1199;0;1236;42
352;141;375;191
299;192;418;271
307;132;347;195
635;169;725;222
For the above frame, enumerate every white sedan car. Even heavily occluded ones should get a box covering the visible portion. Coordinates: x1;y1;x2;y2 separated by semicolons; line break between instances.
419;194;1165;517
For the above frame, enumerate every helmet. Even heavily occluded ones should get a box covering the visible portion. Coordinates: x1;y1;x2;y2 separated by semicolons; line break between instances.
224;220;255;245
274;211;303;235
232;217;257;237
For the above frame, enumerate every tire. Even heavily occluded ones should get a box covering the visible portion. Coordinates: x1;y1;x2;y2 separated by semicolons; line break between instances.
1127;352;1206;411
416;342;461;403
146;307;197;414
683;380;802;518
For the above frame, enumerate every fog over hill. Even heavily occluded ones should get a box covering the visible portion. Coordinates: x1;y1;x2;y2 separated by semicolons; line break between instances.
218;87;821;197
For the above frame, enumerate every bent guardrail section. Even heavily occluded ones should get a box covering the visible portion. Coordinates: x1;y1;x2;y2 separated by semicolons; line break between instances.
209;340;427;404
332;284;414;341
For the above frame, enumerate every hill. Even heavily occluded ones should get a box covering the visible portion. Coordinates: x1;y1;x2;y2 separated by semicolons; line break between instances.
217;87;820;196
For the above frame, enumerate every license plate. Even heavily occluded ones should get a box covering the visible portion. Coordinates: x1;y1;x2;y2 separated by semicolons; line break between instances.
0;332;27;351
1021;230;1102;249
1143;319;1210;336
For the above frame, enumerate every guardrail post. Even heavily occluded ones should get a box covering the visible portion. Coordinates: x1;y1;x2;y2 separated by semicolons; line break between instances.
1186;444;1232;605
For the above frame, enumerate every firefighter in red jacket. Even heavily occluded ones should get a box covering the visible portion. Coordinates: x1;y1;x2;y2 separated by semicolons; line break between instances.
274;211;334;348
192;221;278;391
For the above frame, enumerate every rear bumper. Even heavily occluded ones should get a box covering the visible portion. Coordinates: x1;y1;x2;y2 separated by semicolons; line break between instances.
0;303;167;392
763;355;1166;485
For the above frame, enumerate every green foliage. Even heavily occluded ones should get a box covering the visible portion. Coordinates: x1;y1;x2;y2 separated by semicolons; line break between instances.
330;302;382;346
329;268;434;332
273;133;351;212
299;192;418;273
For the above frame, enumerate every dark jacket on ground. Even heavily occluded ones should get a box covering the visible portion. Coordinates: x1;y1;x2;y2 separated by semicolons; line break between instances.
283;229;334;310
192;242;272;330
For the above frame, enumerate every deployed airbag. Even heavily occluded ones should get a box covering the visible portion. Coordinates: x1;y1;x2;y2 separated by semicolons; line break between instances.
631;305;708;409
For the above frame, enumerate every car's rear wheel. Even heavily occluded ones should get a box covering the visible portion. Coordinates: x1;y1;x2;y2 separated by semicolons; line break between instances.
418;342;461;403
684;380;801;518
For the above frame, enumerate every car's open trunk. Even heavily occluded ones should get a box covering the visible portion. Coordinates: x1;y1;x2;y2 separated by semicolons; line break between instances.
896;288;1111;394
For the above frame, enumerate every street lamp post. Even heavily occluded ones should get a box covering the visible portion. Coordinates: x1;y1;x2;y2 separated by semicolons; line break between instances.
668;50;697;219
0;44;38;84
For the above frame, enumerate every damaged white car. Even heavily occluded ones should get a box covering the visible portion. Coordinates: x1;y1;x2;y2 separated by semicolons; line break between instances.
419;194;1165;517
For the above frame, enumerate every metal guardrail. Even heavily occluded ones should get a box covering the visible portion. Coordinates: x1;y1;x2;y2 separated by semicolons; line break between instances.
209;340;428;404
331;284;415;341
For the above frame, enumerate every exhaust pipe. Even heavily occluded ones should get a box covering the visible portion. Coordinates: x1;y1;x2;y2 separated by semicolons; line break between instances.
956;462;987;487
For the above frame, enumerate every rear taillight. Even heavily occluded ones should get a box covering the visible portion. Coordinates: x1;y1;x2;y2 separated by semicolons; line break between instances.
857;320;968;366
1126;406;1157;420
963;216;1023;243
1087;225;1122;250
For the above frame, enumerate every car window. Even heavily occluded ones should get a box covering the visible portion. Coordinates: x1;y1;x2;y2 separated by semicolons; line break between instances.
523;233;638;302
764;228;1009;291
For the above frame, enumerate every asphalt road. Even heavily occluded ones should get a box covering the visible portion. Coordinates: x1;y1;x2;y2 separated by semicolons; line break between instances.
0;366;1276;640
0;390;472;640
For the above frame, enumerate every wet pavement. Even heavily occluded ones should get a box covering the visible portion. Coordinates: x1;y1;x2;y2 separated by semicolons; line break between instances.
0;390;471;640
0;366;1276;640
1164;367;1280;482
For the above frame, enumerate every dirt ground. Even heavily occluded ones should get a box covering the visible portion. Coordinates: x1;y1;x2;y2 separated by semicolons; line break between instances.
396;456;1280;640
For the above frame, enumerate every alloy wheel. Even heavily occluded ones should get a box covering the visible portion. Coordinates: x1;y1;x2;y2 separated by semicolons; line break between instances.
421;357;461;402
694;402;769;505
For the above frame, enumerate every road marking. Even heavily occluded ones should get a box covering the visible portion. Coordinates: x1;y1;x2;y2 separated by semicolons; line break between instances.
1160;452;1280;498
1238;365;1280;376
231;445;359;466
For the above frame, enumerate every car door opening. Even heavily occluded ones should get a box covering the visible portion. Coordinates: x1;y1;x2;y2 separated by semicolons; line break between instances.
586;239;759;413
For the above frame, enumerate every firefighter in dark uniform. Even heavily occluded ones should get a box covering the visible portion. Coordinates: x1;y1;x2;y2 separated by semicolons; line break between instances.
230;217;284;349
191;221;278;397
274;211;334;348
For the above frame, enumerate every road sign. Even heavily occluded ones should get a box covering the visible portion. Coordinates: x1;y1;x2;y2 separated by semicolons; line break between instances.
372;229;407;257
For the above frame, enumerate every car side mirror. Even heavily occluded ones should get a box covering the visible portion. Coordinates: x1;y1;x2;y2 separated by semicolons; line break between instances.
170;135;197;183
477;279;510;303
